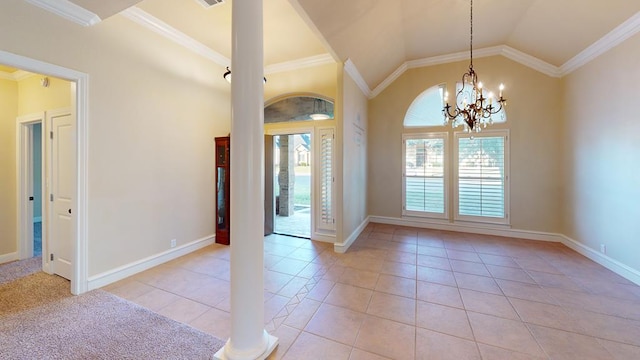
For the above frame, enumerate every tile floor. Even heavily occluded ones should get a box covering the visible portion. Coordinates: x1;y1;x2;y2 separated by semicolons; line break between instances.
103;223;640;359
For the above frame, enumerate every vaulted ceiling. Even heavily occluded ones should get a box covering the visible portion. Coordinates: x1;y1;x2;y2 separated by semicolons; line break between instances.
34;0;640;90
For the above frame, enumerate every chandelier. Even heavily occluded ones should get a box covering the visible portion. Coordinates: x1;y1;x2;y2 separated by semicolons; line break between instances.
443;0;506;133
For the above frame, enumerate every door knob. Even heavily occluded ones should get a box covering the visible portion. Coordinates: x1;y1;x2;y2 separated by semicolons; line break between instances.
68;209;72;214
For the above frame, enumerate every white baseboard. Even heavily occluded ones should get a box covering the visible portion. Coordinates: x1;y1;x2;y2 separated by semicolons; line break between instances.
334;217;370;253
369;216;562;242
559;235;640;286
368;216;640;286
87;235;216;291
0;252;19;265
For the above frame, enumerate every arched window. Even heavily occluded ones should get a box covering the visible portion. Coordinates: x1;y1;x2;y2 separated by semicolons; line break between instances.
404;84;446;127
264;96;334;123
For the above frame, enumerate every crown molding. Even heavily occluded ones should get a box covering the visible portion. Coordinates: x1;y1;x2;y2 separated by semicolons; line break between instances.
561;11;640;75
370;45;561;99
265;54;334;74
499;46;562;78
24;0;101;26
122;7;230;67
0;71;12;81
344;59;372;97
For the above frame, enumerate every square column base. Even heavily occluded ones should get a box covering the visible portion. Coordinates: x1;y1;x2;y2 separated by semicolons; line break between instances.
214;334;279;360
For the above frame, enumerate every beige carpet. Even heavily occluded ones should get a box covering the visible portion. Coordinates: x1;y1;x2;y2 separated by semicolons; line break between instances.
0;256;42;286
0;272;225;359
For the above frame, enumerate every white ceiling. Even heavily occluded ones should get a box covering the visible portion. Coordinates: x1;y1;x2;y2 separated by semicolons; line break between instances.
59;0;640;90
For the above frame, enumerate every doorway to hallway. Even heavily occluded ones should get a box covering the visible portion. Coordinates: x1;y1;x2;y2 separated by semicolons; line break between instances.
272;133;311;238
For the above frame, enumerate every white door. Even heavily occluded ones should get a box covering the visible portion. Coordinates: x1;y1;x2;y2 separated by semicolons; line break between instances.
48;110;74;280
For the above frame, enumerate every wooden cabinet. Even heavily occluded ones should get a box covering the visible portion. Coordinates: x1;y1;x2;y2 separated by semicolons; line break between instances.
215;136;230;245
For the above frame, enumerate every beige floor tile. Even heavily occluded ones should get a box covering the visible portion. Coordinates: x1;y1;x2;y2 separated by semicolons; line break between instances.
106;279;155;300
417;245;448;258
415;328;481;360
486;264;536;283
304;303;365;345
338;268;380;290
277;276;308;298
467;312;545;357
547;287;640;321
265;294;290;324
567;308;640;346
417;281;463;308
349;349;392;360
355;315;415;360
529;324;614;360
528;270;587;292
446;249;482;263
283;297;321;329
131;287;181;311
477;344;547;360
449;259;491;277
344;255;385;273
266;325;301;360
417;255;451;271
380;260;416;279
189;306;231;340
366;291;416;325
385;249;417;264
282;331;351;360
305;279;335;302
416;266;457;287
454;272;503;295
270;258;310;276
599;339;640;360
509;297;584;333
264;270;295;294
374;274;416;298
459;289;519;320
287;248;322;262
325;283;373;312
157;297;210;324
496;279;558;304
416;301;474;340
478;253;520;268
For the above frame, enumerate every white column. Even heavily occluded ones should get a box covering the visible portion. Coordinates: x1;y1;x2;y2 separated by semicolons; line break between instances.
214;0;278;359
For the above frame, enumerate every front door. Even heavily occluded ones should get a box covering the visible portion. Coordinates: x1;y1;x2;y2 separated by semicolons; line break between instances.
48;110;74;280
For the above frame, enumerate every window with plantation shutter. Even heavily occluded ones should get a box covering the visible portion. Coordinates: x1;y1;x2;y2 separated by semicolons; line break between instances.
317;128;335;231
402;133;447;218
455;131;509;223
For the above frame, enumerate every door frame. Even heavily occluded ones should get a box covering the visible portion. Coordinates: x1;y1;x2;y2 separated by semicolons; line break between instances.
264;127;314;238
3;50;89;295
16;113;45;266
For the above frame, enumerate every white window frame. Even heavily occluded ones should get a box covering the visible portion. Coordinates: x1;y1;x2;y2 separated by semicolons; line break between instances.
402;132;449;220
453;129;510;225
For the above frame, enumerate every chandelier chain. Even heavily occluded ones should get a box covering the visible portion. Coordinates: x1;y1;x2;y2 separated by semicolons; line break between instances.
470;0;473;70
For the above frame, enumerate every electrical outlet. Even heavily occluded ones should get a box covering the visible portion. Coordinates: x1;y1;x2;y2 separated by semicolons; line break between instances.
600;244;606;254
170;239;177;248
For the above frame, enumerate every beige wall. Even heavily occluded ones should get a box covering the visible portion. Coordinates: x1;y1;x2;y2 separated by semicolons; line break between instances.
562;32;640;272
0;78;18;255
18;75;71;116
368;56;563;233
341;69;368;241
0;1;231;275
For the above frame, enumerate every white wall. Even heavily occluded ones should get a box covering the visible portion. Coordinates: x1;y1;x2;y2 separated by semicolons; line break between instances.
0;0;230;276
341;69;368;241
562;32;640;272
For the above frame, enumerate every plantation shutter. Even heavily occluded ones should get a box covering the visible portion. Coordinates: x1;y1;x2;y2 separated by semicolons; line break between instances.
318;128;335;231
403;136;445;216
457;136;505;218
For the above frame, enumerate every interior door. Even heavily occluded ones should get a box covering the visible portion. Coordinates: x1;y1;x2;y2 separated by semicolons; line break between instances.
264;135;274;236
49;110;74;280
